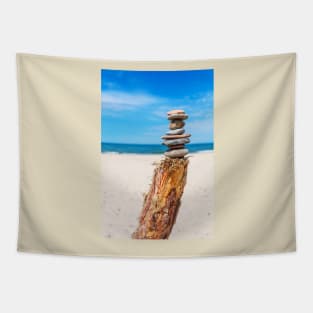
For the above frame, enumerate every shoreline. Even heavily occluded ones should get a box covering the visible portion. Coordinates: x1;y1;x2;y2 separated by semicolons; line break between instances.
101;150;213;155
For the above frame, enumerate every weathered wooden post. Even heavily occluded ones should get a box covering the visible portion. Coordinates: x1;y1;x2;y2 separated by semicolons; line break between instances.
132;110;191;239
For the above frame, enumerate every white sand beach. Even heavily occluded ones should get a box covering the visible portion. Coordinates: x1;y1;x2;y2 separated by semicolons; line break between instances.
101;151;214;239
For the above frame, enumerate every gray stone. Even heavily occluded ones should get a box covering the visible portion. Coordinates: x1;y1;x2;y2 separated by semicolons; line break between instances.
165;149;189;158
166;128;185;135
161;134;191;140
167;144;185;150
163;138;190;146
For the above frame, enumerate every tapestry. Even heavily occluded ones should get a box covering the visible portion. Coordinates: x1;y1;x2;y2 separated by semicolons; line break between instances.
17;53;296;257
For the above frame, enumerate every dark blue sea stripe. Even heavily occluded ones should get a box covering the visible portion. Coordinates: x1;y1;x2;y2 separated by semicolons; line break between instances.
101;142;214;154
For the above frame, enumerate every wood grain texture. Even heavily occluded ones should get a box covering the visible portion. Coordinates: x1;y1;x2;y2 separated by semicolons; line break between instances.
132;158;189;239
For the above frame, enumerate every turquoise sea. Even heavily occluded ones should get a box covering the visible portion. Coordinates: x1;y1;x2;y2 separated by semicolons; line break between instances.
101;142;214;154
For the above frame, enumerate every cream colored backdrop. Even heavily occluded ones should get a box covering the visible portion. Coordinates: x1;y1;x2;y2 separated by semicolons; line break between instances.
17;53;296;257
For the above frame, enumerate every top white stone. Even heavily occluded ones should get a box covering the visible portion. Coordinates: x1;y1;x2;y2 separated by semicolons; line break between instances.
167;109;185;116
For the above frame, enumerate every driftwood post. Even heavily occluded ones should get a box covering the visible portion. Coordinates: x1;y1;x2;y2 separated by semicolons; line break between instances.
132;110;191;239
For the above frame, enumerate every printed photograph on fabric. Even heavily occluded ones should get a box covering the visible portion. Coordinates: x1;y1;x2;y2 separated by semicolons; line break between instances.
101;69;214;239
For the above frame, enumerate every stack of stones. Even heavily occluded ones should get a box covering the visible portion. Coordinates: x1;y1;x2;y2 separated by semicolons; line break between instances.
162;109;191;158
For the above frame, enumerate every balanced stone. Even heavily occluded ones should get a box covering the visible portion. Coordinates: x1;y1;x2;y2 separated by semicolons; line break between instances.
161;134;191;140
162;109;191;158
168;114;188;120
167;144;185;150
166;128;185;135
167;109;185;116
165;149;189;158
169;120;185;130
163;138;190;146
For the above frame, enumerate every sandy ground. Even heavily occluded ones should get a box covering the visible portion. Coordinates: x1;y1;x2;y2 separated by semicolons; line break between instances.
101;151;214;239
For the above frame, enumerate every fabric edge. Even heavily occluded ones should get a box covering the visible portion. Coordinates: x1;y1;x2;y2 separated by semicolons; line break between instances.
15;52;297;65
290;53;297;251
16;246;297;259
16;53;24;253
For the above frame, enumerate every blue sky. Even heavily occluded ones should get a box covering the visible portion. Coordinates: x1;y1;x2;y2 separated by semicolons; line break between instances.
101;69;214;144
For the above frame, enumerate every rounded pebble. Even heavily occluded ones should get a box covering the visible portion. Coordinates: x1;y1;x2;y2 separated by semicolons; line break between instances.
166;128;185;135
161;134;191;140
167;144;185;150
163;138;190;146
167;109;185;115
169;120;185;130
168;114;188;120
165;149;189;158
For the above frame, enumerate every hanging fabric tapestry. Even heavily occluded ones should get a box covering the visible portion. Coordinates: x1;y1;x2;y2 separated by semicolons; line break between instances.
17;53;296;257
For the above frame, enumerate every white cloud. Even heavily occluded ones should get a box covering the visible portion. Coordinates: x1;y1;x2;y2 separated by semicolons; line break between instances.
101;90;214;122
102;91;161;111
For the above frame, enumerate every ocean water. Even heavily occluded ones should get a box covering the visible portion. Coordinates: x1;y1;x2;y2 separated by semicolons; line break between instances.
101;142;214;154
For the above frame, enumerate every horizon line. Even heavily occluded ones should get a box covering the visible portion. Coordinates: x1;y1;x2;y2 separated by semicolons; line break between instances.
101;141;214;145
